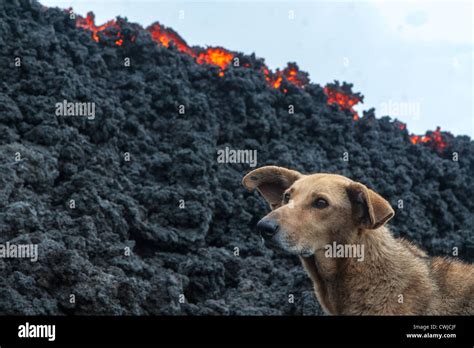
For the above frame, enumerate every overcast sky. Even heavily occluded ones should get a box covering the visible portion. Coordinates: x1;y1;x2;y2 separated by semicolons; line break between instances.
41;0;473;137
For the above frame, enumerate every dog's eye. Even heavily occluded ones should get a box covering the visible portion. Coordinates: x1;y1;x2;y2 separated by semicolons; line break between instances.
313;198;328;209
283;193;291;204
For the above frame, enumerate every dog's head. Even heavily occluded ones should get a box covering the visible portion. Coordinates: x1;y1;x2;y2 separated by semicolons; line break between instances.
242;166;394;256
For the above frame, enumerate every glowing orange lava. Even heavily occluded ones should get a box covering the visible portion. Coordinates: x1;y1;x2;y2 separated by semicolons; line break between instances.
323;85;361;120
283;66;307;88
410;127;447;150
76;12;121;43
261;64;308;90
197;48;233;70
73;10;452;154
146;23;195;56
75;11;313;87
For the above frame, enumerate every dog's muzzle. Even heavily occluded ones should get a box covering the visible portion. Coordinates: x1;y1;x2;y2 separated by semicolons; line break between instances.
256;217;280;240
256;217;314;257
256;217;288;253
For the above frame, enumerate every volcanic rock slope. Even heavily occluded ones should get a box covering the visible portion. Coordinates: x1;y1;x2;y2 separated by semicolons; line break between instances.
0;0;472;315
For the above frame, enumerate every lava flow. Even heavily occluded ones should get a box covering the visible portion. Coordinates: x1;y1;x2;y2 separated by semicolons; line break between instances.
262;63;309;91
410;127;448;151
148;24;233;70
263;68;282;89
197;48;234;70
75;12;311;88
284;64;308;88
147;23;195;56
323;82;362;120
76;12;236;72
74;10;452;153
76;12;124;46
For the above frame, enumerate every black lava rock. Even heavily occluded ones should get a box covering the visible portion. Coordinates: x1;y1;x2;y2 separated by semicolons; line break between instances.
0;0;472;315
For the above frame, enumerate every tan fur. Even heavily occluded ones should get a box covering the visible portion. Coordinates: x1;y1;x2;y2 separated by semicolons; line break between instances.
243;166;474;315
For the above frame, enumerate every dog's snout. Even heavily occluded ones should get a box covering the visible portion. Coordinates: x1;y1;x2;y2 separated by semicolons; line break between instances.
257;218;279;239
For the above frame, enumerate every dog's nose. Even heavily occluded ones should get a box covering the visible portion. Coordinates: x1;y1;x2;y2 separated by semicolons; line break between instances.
257;218;279;239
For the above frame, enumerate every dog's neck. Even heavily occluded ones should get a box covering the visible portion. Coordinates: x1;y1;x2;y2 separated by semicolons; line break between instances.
300;226;404;315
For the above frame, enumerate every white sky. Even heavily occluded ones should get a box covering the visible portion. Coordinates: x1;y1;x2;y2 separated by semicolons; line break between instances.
41;0;473;137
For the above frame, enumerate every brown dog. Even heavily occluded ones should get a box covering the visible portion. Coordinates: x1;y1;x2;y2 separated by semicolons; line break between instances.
242;166;474;315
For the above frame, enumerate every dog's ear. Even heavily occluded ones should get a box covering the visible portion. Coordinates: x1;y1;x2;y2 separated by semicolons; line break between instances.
347;182;394;229
242;166;302;210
